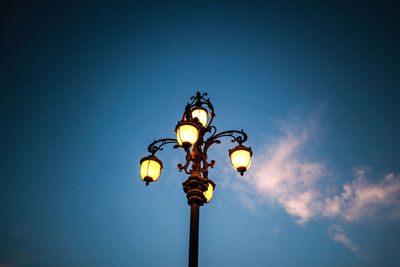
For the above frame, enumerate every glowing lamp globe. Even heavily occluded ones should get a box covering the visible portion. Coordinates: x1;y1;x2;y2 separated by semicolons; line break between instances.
203;182;215;203
229;145;253;176
140;155;163;185
191;106;208;127
175;121;199;147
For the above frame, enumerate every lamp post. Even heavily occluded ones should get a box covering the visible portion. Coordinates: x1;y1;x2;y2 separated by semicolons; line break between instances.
140;92;252;267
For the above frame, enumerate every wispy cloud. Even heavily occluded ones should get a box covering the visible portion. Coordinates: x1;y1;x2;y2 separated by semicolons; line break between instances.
240;122;327;224
324;170;400;221
328;224;360;253
235;115;400;252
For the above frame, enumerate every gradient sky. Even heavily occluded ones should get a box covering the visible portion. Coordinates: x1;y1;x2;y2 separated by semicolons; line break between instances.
2;1;400;267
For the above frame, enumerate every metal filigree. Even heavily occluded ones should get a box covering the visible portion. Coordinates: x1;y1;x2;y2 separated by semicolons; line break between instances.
182;91;216;127
143;91;250;183
177;145;193;174
147;138;179;155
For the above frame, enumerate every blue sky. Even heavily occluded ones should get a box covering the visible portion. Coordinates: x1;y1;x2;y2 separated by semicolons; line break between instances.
2;1;400;266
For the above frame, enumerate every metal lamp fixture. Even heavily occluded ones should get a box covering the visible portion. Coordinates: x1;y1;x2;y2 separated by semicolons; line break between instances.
191;106;209;127
139;155;163;185
139;92;252;267
175;121;200;147
229;145;252;176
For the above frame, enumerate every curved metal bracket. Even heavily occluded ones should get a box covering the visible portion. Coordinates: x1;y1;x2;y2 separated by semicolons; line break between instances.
198;129;248;174
204;129;247;151
148;138;179;155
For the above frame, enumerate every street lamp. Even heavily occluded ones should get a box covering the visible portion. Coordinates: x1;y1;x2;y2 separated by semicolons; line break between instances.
140;92;252;267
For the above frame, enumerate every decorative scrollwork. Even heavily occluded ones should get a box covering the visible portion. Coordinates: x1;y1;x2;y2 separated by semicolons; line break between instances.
195;129;248;174
177;145;193;174
143;92;250;184
204;129;247;151
182;91;216;126
147;138;179;155
207;125;217;136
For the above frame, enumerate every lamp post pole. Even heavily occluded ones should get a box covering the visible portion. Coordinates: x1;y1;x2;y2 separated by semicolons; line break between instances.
183;171;209;267
140;92;252;267
189;202;200;267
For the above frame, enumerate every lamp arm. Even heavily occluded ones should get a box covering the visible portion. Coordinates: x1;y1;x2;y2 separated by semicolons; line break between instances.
147;138;179;155
203;129;247;152
198;129;247;175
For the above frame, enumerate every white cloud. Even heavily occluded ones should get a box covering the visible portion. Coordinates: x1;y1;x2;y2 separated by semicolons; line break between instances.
240;122;400;224
328;224;360;253
240;126;327;224
324;170;400;221
234;117;400;252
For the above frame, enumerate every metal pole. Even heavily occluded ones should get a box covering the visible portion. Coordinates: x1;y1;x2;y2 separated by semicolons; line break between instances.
188;202;200;267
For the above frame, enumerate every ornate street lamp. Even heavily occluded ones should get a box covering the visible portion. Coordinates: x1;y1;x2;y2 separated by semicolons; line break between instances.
140;92;252;267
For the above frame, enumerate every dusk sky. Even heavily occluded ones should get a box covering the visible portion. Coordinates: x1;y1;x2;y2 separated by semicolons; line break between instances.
2;1;400;266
